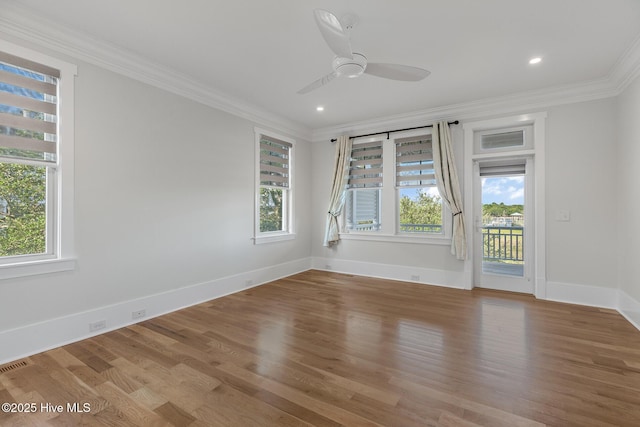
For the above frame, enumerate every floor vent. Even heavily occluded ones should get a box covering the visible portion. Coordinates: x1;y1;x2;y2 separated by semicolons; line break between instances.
0;360;30;374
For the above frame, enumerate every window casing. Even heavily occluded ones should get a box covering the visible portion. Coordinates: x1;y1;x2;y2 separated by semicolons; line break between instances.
254;128;295;244
342;130;451;244
0;41;76;279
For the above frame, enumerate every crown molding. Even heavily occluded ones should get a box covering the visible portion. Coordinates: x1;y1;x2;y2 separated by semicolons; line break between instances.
611;33;640;94
0;3;312;142
311;76;619;142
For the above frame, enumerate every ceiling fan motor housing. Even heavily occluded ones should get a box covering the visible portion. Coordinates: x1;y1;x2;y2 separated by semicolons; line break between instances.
333;53;367;78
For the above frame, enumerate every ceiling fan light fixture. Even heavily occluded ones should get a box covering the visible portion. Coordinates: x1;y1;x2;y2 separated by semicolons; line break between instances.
333;53;367;78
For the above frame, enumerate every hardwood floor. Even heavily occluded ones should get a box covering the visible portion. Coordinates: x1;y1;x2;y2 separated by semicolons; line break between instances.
2;270;640;426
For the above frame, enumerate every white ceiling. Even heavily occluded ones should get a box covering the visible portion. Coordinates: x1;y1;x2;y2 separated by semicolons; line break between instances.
3;0;640;134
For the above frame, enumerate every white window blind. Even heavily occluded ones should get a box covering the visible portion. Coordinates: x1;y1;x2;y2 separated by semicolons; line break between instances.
0;50;59;163
260;136;291;188
396;137;435;187
479;160;526;177
348;141;383;188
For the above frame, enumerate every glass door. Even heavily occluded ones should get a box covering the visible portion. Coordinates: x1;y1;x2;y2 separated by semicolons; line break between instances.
474;159;533;293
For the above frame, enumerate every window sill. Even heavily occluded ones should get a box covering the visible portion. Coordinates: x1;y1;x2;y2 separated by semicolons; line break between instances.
254;233;296;245
339;232;451;245
0;257;76;281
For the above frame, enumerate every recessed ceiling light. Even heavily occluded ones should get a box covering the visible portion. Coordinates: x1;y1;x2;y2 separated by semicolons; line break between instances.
529;57;542;65
316;106;324;112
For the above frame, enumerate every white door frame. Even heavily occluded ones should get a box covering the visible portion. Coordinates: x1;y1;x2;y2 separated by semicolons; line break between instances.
462;113;547;298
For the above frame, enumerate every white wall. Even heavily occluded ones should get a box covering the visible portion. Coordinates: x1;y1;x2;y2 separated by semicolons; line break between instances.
617;75;640;303
545;99;618;290
0;56;312;362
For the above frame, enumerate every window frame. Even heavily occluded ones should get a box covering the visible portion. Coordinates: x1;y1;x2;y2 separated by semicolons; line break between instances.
254;127;295;244
341;130;452;245
0;40;76;280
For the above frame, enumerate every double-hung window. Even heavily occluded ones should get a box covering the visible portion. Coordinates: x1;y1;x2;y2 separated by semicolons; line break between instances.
0;42;76;278
345;140;383;232
254;128;294;243
343;130;450;242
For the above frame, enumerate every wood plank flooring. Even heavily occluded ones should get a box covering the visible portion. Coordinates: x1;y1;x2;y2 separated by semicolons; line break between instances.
1;270;640;426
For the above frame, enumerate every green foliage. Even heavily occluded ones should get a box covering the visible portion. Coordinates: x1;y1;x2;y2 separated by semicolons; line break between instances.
259;187;283;232
0;162;47;256
399;190;442;227
482;202;523;218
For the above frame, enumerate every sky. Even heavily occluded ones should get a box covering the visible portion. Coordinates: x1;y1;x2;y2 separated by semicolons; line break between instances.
399;176;524;205
482;176;524;205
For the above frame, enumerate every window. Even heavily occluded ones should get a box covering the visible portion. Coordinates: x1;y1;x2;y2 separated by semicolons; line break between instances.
343;130;450;243
254;128;294;243
0;42;76;279
473;125;533;154
345;140;382;231
396;136;443;234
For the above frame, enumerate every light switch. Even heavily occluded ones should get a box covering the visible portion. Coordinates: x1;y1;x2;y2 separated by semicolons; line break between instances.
556;210;571;222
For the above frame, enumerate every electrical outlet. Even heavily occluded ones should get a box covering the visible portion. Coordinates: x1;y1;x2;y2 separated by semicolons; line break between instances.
325;264;332;270
131;309;146;320
411;275;420;281
89;320;106;332
245;279;253;287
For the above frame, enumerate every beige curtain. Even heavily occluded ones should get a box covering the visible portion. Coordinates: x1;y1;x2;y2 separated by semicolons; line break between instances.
323;135;352;246
433;121;467;260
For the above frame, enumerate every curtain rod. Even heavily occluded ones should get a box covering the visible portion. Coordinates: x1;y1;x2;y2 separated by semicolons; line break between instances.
330;120;459;142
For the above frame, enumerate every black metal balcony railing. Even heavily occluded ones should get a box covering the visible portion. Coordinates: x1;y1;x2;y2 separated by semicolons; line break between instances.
483;226;524;262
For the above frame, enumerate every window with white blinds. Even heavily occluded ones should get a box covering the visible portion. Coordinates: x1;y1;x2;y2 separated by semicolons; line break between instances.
255;128;295;242
396;136;435;187
340;129;452;240
344;140;383;232
0;42;76;277
395;135;443;234
347;141;382;188
0;50;59;163
260;136;291;188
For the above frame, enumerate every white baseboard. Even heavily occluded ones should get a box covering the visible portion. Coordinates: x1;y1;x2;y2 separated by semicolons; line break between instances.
311;257;466;289
545;281;640;333
545;281;619;309
0;257;312;365
618;290;640;331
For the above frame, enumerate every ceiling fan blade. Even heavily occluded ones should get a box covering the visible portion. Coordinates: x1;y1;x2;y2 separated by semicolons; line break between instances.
297;72;338;94
313;9;353;59
364;63;430;81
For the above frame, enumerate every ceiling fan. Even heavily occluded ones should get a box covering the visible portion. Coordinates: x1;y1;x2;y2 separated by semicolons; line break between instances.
297;9;431;94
